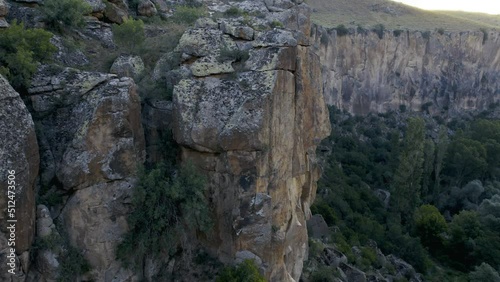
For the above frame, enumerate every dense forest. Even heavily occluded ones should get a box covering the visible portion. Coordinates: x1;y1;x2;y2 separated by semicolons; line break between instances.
309;105;500;281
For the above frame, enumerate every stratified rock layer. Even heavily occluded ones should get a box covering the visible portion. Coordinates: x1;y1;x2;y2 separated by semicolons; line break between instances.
313;27;500;115
172;2;331;281
0;75;39;282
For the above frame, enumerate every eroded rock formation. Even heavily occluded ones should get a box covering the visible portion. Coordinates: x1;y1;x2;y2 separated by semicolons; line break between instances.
313;27;500;115
26;67;145;281
172;2;331;281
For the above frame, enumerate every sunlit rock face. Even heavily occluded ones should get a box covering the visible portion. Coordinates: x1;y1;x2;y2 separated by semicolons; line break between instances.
312;26;500;115
171;1;331;281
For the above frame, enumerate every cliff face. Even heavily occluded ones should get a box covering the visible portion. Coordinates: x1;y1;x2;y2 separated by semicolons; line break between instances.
172;2;331;281
312;26;500;115
0;75;39;282
26;68;145;281
0;1;331;281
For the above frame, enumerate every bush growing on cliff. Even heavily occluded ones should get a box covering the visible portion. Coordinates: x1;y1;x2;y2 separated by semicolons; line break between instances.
41;0;92;31
171;5;206;24
116;161;212;270
335;24;349;36
0;21;56;92
216;259;266;282
112;17;145;54
372;23;385;39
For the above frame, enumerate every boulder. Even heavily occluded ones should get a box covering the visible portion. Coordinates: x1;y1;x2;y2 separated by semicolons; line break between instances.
138;0;157;17
104;1;128;24
110;55;145;78
307;214;330;241
84;0;106;13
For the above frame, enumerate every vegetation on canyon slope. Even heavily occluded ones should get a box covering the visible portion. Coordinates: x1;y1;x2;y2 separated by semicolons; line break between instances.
310;105;500;280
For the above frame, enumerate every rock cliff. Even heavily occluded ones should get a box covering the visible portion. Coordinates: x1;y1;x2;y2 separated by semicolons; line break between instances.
0;0;331;281
312;26;500;115
26;67;145;281
0;75;39;282
171;1;331;281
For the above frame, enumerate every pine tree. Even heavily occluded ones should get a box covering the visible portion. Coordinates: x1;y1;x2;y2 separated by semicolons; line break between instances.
391;117;425;220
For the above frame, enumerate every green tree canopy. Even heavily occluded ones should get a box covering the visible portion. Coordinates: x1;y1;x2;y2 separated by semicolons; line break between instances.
0;21;56;91
414;204;447;249
41;0;92;30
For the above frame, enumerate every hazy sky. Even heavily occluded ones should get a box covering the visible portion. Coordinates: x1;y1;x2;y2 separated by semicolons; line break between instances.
390;0;500;14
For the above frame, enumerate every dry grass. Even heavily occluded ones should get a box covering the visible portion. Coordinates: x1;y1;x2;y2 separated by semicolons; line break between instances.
307;0;500;31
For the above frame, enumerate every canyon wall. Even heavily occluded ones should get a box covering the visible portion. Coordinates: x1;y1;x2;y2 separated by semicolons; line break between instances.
312;26;500;115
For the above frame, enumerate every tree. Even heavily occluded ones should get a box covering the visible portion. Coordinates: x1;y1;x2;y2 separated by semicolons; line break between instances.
0;21;56;91
447;210;483;269
414;204;447;249
433;125;448;201
444;137;487;186
469;263;500;282
116;162;212;272
422;139;435;198
216;260;266;282
41;0;92;31
391;117;425;219
112;17;145;54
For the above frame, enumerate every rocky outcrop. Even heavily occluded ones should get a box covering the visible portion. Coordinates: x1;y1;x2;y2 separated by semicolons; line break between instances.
0;75;39;282
171;1;330;281
138;0;157;17
312;27;500;115
110;55;145;78
27;67;145;281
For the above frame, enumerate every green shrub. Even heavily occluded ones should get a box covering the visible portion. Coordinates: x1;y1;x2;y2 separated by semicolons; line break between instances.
469;262;500;282
335;24;349;36
216;259;266;282
437;28;445;35
422;30;431;40
0;21;56;91
31;225;90;282
112;17;145;54
311;265;338;282
357;24;367;34
171;5;206;24
223;6;245;17
117;162;212;270
393;29;403;37
372;23;385;39
41;0;92;30
270;20;284;29
58;245;91;282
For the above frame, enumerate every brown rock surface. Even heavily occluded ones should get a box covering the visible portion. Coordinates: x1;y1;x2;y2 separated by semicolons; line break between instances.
171;3;331;281
28;67;145;281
